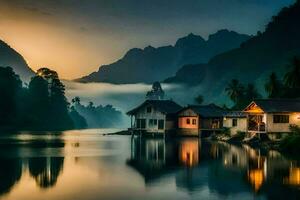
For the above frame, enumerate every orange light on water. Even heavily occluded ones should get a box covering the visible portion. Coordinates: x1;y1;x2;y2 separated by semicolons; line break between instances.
248;169;264;192
284;167;300;186
179;140;199;167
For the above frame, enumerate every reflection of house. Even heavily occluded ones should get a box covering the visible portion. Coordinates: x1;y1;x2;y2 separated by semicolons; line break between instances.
127;137;177;183
244;99;300;139
247;156;267;193
223;111;247;135
177;104;224;137
283;164;300;186
127;100;182;135
127;137;202;184
178;139;200;167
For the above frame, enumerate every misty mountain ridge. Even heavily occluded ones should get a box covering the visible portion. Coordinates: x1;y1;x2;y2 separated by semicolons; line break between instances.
0;40;35;82
165;0;300;104
77;29;250;84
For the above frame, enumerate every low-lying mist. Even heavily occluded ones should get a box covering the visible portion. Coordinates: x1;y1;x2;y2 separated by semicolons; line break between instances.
64;80;231;128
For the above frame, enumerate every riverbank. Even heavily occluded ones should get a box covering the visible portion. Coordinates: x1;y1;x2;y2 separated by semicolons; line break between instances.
104;129;131;136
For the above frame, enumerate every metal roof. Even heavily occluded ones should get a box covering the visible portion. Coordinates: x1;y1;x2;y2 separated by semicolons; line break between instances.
127;100;182;115
245;99;300;113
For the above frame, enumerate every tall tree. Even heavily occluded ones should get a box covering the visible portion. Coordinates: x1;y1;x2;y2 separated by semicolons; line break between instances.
284;57;300;89
245;83;261;100
27;76;50;128
37;68;74;130
146;82;165;100
265;72;282;98
0;67;22;126
225;79;244;104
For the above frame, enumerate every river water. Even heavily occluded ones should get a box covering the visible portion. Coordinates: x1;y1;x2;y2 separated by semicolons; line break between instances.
0;129;299;200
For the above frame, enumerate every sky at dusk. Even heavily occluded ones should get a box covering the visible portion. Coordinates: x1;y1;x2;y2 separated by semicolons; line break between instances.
0;0;295;79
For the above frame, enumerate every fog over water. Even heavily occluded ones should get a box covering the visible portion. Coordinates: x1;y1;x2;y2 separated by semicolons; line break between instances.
63;81;232;126
64;81;184;111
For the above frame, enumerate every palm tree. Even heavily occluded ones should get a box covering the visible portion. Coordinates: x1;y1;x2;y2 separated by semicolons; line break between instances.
245;84;261;100
225;79;244;104
71;97;81;105
265;72;282;98
284;57;300;88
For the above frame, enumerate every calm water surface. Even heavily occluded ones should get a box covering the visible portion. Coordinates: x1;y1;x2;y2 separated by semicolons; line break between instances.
0;129;300;200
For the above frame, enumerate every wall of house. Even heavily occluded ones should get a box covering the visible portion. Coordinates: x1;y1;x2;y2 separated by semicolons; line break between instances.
266;112;300;133
177;109;199;136
223;117;247;135
133;105;180;133
201;118;222;129
178;117;198;129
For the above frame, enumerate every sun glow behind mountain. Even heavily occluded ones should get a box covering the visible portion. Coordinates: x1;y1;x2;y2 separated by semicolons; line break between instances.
0;0;295;79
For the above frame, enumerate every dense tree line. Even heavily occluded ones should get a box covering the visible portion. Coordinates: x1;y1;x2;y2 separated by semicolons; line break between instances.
71;97;124;128
225;56;300;109
0;66;77;130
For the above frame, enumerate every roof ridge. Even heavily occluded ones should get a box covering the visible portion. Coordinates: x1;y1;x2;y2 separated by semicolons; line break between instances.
254;98;300;101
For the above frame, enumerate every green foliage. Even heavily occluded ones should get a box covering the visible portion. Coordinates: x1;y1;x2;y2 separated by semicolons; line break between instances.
279;125;300;154
195;95;204;104
264;72;283;98
221;127;231;136
69;107;87;129
0;67;22;126
225;79;244;104
225;79;261;110
264;57;300;99
0;66;77;131
71;98;124;128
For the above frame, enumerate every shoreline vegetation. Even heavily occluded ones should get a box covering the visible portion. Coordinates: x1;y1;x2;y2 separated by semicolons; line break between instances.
0;66;123;132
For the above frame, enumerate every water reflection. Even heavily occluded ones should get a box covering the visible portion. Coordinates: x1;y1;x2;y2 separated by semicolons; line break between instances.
1;132;300;200
28;157;64;188
0;158;22;196
128;136;300;198
0;133;65;196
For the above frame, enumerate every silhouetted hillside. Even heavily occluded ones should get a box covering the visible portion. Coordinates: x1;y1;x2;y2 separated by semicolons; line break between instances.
165;1;300;90
77;30;250;84
0;40;34;82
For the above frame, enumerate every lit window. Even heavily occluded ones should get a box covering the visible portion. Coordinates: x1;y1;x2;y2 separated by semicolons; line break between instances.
192;119;197;125
186;118;191;124
273;115;289;123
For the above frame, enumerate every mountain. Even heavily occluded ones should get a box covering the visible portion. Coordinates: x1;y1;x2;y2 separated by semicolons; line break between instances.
0;40;35;82
77;30;250;84
164;1;300;103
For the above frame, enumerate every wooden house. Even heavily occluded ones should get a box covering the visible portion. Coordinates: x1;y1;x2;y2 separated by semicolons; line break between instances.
243;99;300;139
223;111;247;135
127;100;182;135
177;104;225;137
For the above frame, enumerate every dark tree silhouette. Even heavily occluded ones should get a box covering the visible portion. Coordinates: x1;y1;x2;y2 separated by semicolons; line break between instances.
26;76;50;128
36;68;74;130
284;57;300;88
146;82;165;100
225;79;261;110
0;67;22;126
245;84;261;100
71;99;124;128
265;72;282;98
225;79;244;104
